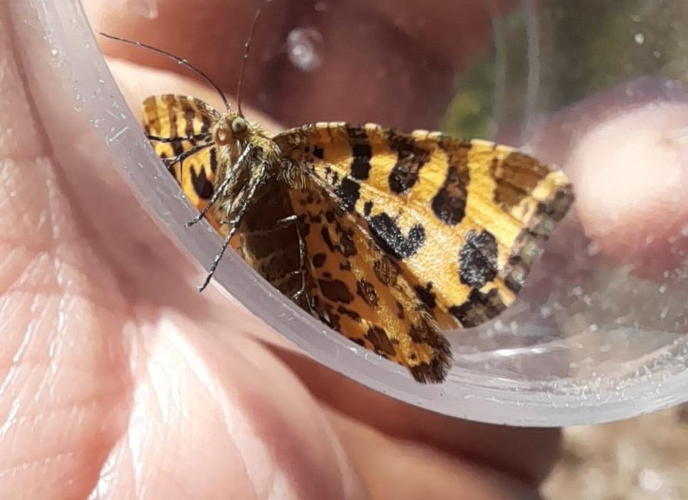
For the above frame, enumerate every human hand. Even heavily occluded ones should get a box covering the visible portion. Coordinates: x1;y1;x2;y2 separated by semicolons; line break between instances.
3;0;686;498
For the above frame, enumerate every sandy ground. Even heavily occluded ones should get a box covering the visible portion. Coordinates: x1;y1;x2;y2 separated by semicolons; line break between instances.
542;404;688;499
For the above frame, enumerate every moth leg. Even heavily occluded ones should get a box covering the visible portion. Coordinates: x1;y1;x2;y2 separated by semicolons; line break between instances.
160;143;212;167
241;214;298;236
147;133;210;143
263;219;308;303
196;161;264;292
290;221;308;304
196;223;237;291
265;218;308;304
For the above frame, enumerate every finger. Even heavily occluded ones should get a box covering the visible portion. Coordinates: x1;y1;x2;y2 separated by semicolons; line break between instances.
328;408;543;500
525;77;688;281
275;351;560;485
108;315;368;499
0;5;137;496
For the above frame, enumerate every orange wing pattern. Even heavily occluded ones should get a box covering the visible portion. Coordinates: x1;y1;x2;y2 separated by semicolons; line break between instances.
289;174;452;382
143;95;226;234
276;123;572;381
142;94;305;299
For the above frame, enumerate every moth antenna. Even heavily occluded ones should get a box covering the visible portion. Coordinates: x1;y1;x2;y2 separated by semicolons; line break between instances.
236;0;271;117
99;32;232;112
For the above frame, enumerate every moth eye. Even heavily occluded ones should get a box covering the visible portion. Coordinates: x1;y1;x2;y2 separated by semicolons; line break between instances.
231;116;248;135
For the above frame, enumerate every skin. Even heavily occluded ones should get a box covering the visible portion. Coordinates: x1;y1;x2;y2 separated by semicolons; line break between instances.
2;0;687;498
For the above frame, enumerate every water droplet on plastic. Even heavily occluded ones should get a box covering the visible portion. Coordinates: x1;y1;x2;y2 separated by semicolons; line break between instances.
286;27;323;72
539;305;552;318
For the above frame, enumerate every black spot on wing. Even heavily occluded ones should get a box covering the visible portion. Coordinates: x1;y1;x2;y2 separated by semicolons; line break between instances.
320;227;336;252
312;145;325;159
408;320;446;351
458;230;499;289
318;279;353;304
373;258;399;286
386;131;431;194
183;105;198;138
299;217;311;237
367;213;425;260
431;165;469;226
356;279;379;307
346;125;368;141
414;283;437;310
170;139;185;158
395;301;405;320
549;185;575;222
325;310;342;331
199;109;212;134
312;253;327;267
209;148;218;174
365;326;396;357
190;165;214;200
449;288;507;328
335;177;360;212
338;226;357;257
350;337;366;348
351;143;372;180
338;306;361;323
407;320;452;383
167;95;181;132
409;361;449;384
504;254;528;294
363;201;373;217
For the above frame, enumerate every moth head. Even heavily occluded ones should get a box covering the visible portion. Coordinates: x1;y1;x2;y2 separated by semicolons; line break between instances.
214;115;249;145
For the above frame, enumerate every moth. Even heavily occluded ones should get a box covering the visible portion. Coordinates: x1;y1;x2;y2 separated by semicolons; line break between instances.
102;32;573;383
